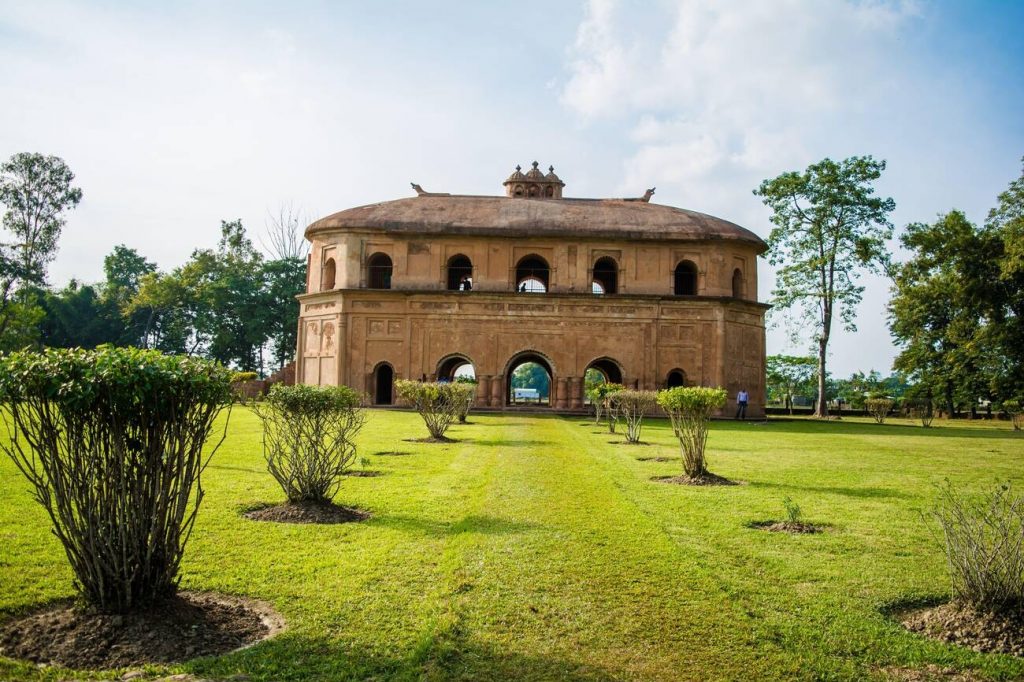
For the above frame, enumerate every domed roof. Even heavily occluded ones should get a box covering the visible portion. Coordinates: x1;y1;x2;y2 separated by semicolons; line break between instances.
524;161;545;180
504;165;526;183
544;165;563;184
307;194;766;251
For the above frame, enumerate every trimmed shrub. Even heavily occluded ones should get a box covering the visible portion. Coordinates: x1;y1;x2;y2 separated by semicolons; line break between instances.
657;386;727;478
609;390;658;443
587;382;625;432
929;480;1024;614
395;380;474;440
230;371;259;383
865;397;895;424
0;347;232;613
454;376;478;423
1003;399;1022;431
253;384;365;504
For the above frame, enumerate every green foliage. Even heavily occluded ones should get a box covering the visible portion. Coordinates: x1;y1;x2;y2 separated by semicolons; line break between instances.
782;496;803;524
395;380;474;440
609;389;658;443
511;362;550;399
254;384;365;504
929;480;1024;614
765;355;816;411
587;382;624;430
0;152;82;349
755;156;894;417
864;398;895;424
454;375;478;385
657;386;727;477
0;346;231;613
231;371;260;383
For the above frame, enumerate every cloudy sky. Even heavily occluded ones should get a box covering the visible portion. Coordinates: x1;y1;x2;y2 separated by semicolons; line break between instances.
1;0;1022;376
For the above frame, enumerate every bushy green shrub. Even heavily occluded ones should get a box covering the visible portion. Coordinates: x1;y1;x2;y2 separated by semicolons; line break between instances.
609;390;658;443
253;384;365;504
929;480;1024;614
865;397;895;424
657;386;727;478
231;371;259;383
453;376;478;423
395;380;474;440
0;346;232;613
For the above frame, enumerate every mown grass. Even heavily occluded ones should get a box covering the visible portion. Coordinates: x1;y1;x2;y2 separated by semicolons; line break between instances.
1;410;1022;681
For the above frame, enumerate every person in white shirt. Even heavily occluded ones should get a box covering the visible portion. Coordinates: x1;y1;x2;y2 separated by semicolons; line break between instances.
736;389;749;419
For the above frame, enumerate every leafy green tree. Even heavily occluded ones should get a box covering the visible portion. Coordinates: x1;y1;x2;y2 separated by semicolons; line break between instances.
754;156;895;417
262;256;305;370
101;245;157;346
36;281;122;348
511;362;550;399
0;153;82;348
765;355;816;413
889;211;995;416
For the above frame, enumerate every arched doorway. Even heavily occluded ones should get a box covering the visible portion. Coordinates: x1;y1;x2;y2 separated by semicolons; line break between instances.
446;255;473;291
674;260;698;295
321;258;336;291
505;351;554;406
373;363;394;405
583;357;623;403
515;255;550;293
592;257;618;294
368;253;393;290
666;369;686;388
437;354;476;381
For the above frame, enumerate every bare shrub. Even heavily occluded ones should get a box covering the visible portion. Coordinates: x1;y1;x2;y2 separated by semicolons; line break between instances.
657;386;727;478
454;377;477;423
909;401;935;428
610;390;658;443
395;380;473;440
253;384;365;504
0;347;232;613
865;397;895;424
928;480;1024;614
587;383;625;433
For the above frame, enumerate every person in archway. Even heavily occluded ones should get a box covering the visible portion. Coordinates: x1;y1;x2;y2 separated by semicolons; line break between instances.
518;282;526;293
735;388;749;419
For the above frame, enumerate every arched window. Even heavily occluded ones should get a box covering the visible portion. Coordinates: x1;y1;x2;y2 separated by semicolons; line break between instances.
674;260;698;296
515;255;550;293
447;255;473;291
374;363;394;405
545;186;554;198
666;369;686;388
592;257;617;295
368;253;392;290
732;268;744;299
321;258;336;291
514;185;524;197
528;185;539;197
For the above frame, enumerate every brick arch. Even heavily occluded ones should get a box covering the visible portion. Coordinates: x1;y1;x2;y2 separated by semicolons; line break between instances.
503;349;556;407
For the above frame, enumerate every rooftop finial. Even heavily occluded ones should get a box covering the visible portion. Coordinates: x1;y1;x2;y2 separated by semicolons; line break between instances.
516;164;521;172
549;165;555;173
532;161;539;169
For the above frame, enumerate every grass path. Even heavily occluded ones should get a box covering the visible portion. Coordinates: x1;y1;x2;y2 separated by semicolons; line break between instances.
1;410;1023;680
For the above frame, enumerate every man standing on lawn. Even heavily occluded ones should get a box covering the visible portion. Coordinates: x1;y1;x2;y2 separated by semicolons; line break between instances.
736;388;749;419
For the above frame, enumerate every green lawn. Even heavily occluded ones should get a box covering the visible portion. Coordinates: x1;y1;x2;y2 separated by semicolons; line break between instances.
1;410;1023;681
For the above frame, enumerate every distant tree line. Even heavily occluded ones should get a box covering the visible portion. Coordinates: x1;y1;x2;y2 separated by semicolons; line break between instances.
0;151;307;375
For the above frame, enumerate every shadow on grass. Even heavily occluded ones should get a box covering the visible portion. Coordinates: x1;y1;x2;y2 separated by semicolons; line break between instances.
370;513;539;537
750;480;913;500
725;418;1022;440
463;439;553;447
187;630;619;682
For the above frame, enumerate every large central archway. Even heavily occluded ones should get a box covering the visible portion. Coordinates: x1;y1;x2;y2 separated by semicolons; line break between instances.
504;351;554;407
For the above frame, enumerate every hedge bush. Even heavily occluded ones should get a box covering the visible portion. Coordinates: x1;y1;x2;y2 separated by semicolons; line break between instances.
609;390;658;444
587;382;625;432
657;386;727;478
395;380;473;440
0;346;232;613
253;384;365;504
865;397;895;424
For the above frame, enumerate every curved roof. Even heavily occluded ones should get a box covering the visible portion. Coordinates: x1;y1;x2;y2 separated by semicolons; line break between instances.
306;195;766;251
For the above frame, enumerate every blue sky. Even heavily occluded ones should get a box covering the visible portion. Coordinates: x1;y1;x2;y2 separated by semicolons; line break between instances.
1;0;1022;376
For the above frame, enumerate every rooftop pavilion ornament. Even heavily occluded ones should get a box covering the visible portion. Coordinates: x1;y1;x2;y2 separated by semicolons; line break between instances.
296;163;768;416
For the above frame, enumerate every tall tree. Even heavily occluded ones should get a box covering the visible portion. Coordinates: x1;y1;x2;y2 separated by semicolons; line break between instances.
0;153;82;347
102;245;157;346
754;156;895;417
765;355;816;413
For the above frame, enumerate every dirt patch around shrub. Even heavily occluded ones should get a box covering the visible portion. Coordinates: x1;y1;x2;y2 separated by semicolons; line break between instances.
403;436;456;444
373;450;412;456
243;501;370;524
343;469;384;477
747;520;823;534
636;456;675;462
652;473;738;486
899;602;1024;657
877;663;986;681
0;591;283;670
610;441;650;446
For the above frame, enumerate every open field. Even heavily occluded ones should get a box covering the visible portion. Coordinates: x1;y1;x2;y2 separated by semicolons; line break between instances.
1;410;1022;681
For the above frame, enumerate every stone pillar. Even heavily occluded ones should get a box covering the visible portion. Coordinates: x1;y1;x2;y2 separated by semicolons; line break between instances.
491;375;503;407
569;376;582;409
476;375;492;407
555;377;568;409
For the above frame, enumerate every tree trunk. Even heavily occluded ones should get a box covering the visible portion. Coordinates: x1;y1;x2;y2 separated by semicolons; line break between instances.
815;336;829;418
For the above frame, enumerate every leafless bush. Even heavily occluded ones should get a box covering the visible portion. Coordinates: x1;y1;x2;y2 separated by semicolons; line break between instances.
610;390;658;443
928;480;1024;614
910;402;935;428
0;348;232;613
253;384;365;503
